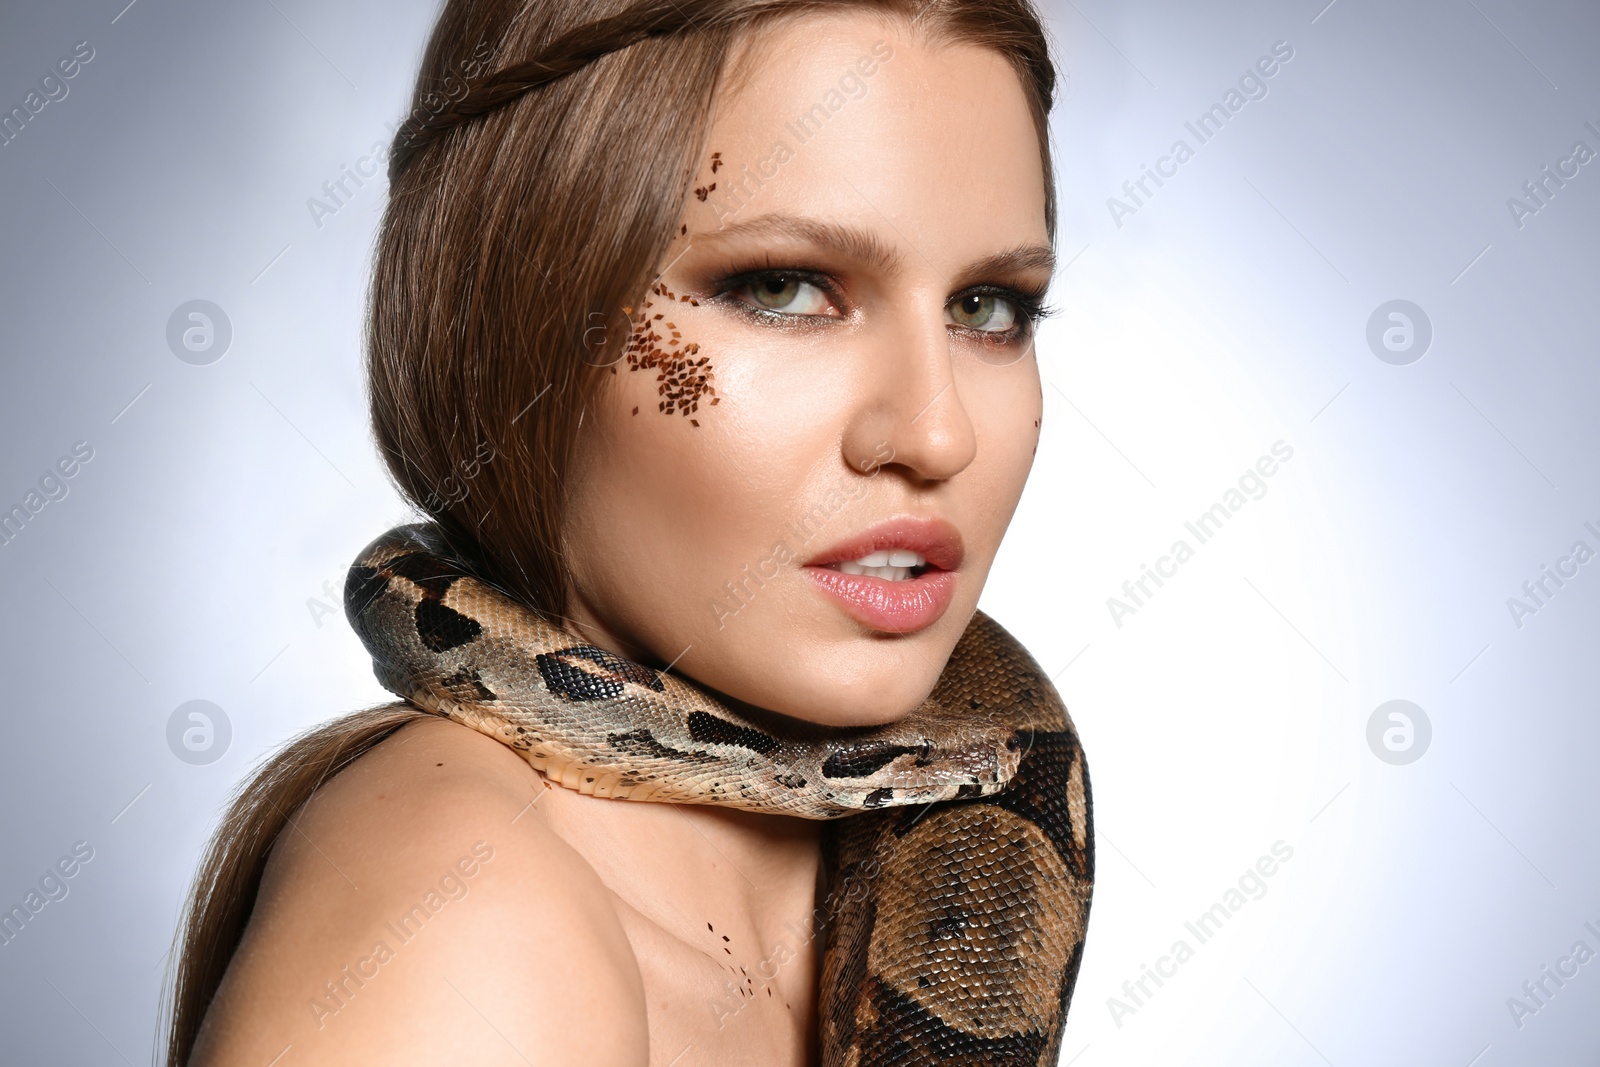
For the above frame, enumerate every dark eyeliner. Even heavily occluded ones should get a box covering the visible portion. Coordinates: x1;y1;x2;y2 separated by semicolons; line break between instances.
950;283;1056;343
708;266;846;322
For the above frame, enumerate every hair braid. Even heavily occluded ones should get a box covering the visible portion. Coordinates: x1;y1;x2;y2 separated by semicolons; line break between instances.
389;0;876;182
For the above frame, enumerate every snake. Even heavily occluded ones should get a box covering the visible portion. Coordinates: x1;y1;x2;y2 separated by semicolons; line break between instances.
345;522;1094;1064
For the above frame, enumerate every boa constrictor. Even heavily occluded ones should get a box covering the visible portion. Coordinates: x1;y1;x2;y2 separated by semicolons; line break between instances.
345;523;1094;1065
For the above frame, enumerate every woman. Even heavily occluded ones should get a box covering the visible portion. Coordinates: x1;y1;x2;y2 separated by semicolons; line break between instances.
169;1;1091;1064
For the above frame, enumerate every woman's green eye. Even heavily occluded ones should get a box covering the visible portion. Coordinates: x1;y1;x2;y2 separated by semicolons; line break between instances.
948;293;1018;333
753;276;798;308
739;274;832;315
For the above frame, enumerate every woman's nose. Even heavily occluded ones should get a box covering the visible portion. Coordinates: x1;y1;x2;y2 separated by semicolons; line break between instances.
840;299;978;484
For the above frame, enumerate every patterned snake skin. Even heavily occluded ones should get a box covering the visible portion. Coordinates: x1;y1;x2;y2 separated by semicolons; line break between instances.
345;523;1094;1064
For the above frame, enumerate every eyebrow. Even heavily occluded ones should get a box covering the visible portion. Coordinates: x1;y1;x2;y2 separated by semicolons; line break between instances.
704;213;903;276
698;212;1054;287
952;245;1056;290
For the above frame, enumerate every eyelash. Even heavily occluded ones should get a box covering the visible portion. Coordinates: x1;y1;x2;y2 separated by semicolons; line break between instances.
708;266;1055;345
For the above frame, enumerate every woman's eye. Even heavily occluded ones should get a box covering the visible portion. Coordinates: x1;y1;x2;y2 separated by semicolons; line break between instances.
947;293;1019;333
734;274;835;316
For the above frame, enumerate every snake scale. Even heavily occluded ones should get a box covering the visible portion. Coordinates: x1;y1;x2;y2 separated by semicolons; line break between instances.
345;523;1094;1064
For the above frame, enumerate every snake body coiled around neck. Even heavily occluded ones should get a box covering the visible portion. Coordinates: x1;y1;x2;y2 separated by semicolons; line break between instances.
346;523;1094;1065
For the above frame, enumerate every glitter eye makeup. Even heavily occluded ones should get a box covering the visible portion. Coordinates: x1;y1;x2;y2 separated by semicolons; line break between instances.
709;268;845;324
698;261;1051;347
943;283;1053;347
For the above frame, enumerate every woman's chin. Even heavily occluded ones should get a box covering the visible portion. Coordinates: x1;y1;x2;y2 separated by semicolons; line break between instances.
713;662;943;732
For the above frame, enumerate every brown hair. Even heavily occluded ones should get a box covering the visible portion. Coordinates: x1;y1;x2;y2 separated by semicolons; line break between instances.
164;1;1057;1061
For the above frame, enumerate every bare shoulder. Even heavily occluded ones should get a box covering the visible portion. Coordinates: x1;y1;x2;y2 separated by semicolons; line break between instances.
189;716;647;1066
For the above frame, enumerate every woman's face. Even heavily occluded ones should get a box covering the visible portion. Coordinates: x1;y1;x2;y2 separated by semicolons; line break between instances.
561;13;1051;728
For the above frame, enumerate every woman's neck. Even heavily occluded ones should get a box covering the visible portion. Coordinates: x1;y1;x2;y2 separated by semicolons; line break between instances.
533;769;825;950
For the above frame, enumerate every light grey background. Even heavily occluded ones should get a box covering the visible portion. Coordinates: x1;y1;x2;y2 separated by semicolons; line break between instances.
2;0;1596;1064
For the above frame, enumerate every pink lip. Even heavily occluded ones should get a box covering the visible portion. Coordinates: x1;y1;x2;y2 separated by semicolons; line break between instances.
805;516;965;572
804;517;964;634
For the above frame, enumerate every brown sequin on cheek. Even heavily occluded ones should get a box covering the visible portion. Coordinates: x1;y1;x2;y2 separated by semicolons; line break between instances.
622;281;720;428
